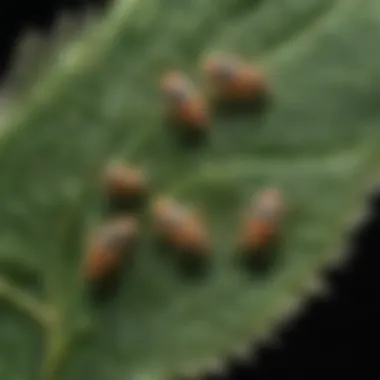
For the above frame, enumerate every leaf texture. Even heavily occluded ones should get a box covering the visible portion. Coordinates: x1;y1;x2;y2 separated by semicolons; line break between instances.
0;0;380;379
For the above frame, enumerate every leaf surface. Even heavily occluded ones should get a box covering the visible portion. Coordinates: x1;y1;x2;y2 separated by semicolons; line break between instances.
1;0;380;379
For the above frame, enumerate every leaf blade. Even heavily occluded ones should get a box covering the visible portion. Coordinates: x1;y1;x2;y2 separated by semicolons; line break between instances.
1;0;379;379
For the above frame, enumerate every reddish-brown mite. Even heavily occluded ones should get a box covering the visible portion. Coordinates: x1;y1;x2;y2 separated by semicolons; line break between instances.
151;196;210;255
239;188;284;254
201;52;267;101
103;162;147;200
159;71;209;130
82;217;139;280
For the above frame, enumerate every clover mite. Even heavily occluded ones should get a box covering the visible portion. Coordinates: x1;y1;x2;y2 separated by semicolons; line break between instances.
201;52;267;101
160;71;210;130
239;188;284;255
151;195;210;256
82;217;139;281
103;162;148;202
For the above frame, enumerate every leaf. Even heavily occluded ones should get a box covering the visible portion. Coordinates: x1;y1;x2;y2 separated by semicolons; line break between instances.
0;0;380;379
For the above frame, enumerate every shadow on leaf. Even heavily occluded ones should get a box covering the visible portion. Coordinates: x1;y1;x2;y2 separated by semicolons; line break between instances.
86;252;137;305
174;250;211;280
105;194;147;216
213;91;271;122
237;236;281;277
165;119;210;150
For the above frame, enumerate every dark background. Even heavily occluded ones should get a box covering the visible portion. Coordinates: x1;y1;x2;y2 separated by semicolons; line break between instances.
0;1;378;378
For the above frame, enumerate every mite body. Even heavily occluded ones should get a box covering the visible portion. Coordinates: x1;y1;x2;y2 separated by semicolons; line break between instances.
152;196;210;255
103;162;147;201
239;188;284;254
83;217;139;280
201;53;267;101
160;71;209;130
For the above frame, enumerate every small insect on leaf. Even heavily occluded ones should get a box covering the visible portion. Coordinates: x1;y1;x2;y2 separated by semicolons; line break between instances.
151;196;210;258
238;188;284;263
102;162;148;208
159;71;210;131
82;216;139;281
201;52;267;102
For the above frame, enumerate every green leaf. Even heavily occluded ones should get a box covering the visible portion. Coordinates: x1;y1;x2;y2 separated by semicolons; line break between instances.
0;0;379;379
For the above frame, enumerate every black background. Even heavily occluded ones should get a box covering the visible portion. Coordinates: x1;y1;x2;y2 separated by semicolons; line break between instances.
0;1;379;378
